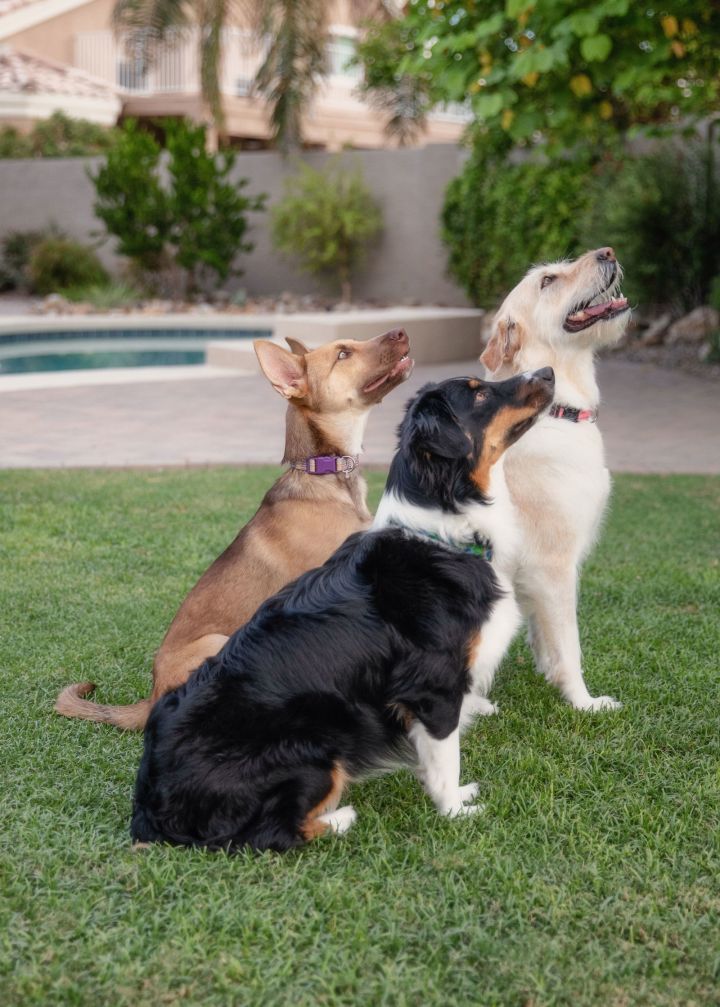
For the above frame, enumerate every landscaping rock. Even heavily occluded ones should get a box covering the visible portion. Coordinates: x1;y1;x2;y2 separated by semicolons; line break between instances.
666;306;719;344
641;312;673;346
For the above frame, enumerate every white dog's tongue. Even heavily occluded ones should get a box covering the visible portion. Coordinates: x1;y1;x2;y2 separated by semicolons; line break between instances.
569;296;628;322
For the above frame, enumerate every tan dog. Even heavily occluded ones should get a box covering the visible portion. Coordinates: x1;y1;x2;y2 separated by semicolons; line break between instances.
480;247;629;710
55;329;413;729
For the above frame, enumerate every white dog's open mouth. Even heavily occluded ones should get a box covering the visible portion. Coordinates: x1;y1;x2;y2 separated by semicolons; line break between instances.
564;294;629;332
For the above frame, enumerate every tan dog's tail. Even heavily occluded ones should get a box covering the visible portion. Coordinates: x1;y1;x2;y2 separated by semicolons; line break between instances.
54;682;151;731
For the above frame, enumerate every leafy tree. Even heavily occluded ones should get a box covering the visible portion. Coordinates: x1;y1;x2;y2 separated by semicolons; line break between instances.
580;141;720;311
353;18;430;147
271;158;382;301
164;119;265;291
442;150;591;306
91;118;264;293
91;119;171;273
358;1;720;153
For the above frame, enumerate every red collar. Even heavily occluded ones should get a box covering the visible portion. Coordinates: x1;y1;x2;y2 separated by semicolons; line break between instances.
549;403;598;424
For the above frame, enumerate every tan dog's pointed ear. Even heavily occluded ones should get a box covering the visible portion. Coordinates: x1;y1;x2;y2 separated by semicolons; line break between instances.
480;317;523;374
284;337;310;356
254;340;308;399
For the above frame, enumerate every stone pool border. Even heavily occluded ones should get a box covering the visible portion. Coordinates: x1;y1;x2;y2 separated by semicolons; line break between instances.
0;306;484;392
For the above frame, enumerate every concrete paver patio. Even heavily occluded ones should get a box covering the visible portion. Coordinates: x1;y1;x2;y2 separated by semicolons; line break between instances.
0;357;718;472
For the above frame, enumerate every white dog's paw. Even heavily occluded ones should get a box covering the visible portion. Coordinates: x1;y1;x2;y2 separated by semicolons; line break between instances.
471;697;500;716
458;782;480;804
318;805;357;834
574;695;622;712
444;783;484;818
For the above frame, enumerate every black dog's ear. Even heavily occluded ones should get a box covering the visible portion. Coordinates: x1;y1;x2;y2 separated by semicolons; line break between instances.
411;391;471;460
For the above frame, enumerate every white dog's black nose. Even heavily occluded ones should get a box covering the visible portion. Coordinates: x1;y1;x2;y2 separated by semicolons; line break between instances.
596;247;616;263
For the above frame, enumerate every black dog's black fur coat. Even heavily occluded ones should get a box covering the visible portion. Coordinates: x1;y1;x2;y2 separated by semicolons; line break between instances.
132;529;499;852
131;372;553;853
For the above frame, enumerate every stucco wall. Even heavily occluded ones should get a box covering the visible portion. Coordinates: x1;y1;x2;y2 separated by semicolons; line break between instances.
0;145;471;305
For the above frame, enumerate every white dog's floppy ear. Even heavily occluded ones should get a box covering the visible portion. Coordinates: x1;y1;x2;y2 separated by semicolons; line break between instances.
284;337;310;356
480;317;523;374
254;340;308;399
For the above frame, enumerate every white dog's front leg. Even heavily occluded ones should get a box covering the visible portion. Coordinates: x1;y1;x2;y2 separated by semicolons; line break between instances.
409;724;481;818
527;575;621;712
459;693;499;731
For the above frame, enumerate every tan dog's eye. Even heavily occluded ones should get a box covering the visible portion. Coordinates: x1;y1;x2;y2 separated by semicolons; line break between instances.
337;349;351;360
541;275;556;289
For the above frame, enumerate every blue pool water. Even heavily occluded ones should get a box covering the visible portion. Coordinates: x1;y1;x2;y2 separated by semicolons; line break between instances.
0;328;271;375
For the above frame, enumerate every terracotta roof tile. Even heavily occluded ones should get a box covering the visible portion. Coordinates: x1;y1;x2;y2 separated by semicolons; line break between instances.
0;44;117;98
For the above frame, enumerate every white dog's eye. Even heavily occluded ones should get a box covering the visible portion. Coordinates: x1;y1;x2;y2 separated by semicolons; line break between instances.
540;274;556;289
337;348;351;360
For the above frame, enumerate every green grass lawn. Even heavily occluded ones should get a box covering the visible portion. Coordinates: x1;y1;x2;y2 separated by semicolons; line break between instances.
1;469;719;1007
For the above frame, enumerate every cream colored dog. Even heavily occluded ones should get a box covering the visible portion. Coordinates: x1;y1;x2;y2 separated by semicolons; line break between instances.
480;247;630;711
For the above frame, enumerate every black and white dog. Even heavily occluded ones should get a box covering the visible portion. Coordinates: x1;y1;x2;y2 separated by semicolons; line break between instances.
131;368;555;853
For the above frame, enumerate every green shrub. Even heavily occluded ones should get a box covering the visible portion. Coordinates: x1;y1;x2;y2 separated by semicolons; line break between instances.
441;150;592;307
580;141;720;312
271;158;382;301
60;281;140;308
0;229;58;291
709;275;720;313
0;112;117;159
91;120;171;275
164;119;264;292
91;118;264;295
0;127;32;159
28;237;108;295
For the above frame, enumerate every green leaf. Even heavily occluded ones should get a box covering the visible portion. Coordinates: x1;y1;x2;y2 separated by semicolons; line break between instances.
473;13;506;40
567;11;600;37
472;92;506;119
505;0;532;17
581;34;613;62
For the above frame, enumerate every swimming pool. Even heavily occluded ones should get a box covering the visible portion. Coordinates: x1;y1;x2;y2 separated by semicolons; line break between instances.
0;328;271;375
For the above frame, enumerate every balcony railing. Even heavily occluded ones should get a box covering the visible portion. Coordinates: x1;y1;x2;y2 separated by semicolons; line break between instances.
74;29;358;97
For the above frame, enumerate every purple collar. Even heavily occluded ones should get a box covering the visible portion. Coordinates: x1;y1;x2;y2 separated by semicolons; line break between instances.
289;454;359;478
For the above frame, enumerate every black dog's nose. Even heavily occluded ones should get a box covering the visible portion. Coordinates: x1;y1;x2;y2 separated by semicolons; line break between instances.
596;246;616;263
536;366;555;384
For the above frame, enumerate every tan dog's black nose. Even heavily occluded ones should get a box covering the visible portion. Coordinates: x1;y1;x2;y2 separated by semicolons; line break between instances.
596;247;616;263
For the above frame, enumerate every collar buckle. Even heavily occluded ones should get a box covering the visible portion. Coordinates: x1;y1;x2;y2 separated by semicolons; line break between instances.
293;454;359;478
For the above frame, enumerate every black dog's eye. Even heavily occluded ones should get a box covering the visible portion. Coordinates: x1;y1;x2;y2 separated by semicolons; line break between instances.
540;275;556;289
337;348;352;360
475;389;489;402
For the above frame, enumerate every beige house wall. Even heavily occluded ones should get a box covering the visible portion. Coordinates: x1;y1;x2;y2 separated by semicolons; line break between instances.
3;0;116;64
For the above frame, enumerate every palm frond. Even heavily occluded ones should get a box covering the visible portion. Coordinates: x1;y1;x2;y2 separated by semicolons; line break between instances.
366;76;429;147
251;0;329;153
112;0;191;72
198;0;230;132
